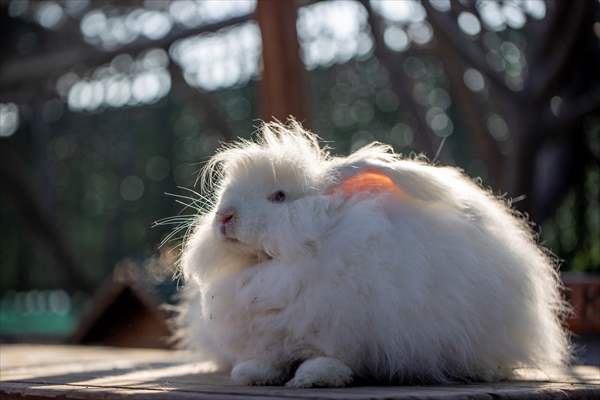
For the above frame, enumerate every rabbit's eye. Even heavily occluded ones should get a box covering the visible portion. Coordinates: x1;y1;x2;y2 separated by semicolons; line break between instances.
268;190;286;203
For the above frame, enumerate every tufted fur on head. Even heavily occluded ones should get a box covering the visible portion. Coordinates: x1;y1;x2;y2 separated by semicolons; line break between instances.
174;119;570;387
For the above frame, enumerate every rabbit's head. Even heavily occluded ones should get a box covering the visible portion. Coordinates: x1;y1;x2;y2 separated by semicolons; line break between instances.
200;121;334;260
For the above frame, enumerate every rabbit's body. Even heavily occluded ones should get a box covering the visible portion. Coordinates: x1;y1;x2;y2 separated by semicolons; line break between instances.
176;122;569;387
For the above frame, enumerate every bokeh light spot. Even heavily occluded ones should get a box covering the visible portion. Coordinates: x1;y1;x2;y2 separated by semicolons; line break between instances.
384;26;409;52
550;96;563;117
478;1;506;31
502;3;526;29
120;175;145;201
427;108;453;137
36;1;64;29
458;12;481;36
463;68;485;92
428;0;451;13
408;22;433;45
487;114;510;141
0;103;20;138
390;122;414;147
524;0;546;19
146;156;171;181
372;0;426;23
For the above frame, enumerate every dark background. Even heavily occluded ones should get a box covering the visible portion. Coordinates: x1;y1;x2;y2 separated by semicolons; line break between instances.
1;0;598;341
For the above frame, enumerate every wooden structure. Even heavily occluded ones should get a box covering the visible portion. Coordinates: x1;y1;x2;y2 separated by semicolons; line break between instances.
71;264;173;349
0;345;598;399
564;273;600;335
257;0;308;124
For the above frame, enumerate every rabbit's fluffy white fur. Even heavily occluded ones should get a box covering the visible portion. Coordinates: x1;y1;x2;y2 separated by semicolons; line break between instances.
176;121;569;387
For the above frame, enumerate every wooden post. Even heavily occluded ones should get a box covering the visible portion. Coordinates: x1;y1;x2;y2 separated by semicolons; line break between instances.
256;0;308;125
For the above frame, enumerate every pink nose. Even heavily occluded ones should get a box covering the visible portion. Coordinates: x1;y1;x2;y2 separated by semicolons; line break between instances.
217;208;235;225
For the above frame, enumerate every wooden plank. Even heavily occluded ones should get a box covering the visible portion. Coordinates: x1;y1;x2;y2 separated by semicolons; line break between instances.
1;345;599;400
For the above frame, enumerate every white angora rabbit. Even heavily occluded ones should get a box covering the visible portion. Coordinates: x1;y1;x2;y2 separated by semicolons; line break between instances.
175;121;569;387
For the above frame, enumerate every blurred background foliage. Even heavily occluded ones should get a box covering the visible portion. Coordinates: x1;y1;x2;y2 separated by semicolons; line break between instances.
0;0;599;340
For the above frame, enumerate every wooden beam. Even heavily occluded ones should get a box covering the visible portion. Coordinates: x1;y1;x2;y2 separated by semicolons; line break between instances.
256;0;308;124
0;13;254;89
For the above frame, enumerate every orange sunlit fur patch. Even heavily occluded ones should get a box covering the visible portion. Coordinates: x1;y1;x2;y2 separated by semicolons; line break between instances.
327;170;406;199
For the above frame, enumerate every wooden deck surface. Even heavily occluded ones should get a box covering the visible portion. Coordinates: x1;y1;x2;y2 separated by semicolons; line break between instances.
0;344;598;399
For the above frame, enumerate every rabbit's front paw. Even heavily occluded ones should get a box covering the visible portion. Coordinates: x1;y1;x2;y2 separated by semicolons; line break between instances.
286;357;353;388
231;360;286;386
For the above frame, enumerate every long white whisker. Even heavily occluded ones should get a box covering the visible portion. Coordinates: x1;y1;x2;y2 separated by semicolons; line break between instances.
154;215;196;224
165;192;199;202
174;199;203;212
153;219;194;227
176;186;215;205
164;194;201;209
159;223;194;248
156;186;211;250
176;186;204;198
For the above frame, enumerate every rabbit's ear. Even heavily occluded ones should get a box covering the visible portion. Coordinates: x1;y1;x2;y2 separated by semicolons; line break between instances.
325;166;409;200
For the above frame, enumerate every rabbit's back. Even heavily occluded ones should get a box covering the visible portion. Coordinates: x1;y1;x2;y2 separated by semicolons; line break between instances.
297;163;569;382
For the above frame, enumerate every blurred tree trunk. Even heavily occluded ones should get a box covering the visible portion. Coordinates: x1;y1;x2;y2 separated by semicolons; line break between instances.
256;0;308;125
423;0;599;223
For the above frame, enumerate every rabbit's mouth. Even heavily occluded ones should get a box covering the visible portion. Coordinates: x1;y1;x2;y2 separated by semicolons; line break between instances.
222;234;239;243
219;222;243;244
220;230;273;260
222;236;273;263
